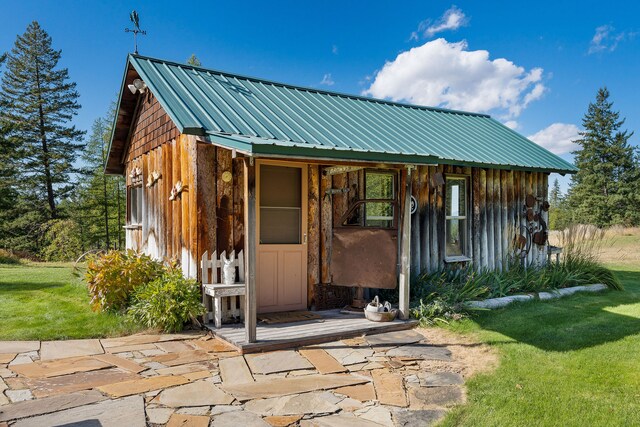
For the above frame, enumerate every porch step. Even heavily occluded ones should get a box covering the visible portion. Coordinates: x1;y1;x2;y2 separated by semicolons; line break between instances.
206;310;418;354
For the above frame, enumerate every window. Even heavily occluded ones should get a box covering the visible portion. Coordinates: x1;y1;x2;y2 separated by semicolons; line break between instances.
128;186;143;226
445;176;468;259
342;170;396;228
365;171;395;228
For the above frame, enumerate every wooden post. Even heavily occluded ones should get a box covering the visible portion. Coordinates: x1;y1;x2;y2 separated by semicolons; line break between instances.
243;158;257;343
399;166;413;320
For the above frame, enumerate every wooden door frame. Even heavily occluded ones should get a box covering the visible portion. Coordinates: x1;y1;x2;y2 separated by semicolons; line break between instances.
255;159;309;312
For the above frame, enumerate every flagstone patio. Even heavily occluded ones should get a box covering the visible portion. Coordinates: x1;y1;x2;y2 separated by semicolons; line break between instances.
0;328;472;427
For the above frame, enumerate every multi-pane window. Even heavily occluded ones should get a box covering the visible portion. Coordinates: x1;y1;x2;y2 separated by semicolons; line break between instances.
341;170;396;228
128;186;143;226
445;177;468;258
364;171;395;228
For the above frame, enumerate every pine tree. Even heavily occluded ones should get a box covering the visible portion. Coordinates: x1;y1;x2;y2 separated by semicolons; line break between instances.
186;54;201;66
567;87;639;227
0;21;84;222
550;178;562;207
69;105;125;252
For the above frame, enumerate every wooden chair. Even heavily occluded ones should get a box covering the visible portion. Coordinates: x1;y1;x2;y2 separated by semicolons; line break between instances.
201;250;245;328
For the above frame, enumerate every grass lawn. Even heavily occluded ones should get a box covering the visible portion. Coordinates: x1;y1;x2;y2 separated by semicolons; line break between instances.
441;261;640;426
0;263;143;340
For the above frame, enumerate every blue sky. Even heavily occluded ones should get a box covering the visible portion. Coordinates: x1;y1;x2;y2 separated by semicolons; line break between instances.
1;0;638;191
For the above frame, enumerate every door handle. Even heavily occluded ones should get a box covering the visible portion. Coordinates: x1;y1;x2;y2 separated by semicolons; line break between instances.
303;233;307;244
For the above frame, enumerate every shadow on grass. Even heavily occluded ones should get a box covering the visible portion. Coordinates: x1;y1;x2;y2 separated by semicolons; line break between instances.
470;268;640;352
0;282;67;291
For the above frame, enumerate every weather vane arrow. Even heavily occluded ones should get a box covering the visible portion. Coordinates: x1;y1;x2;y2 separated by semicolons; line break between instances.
125;10;147;54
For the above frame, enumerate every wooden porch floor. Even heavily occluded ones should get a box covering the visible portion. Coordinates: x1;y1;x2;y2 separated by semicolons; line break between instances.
206;309;418;353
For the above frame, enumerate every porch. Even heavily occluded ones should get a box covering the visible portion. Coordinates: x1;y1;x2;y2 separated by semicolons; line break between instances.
206;309;418;353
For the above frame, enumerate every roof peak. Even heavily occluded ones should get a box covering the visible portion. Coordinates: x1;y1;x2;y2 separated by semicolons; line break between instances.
129;53;491;118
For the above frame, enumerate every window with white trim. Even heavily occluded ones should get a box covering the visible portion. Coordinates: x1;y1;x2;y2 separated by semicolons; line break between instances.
445;176;468;259
128;185;143;226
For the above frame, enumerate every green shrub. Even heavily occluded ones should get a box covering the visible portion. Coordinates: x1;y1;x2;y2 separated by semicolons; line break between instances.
127;268;205;332
0;249;20;265
85;250;163;312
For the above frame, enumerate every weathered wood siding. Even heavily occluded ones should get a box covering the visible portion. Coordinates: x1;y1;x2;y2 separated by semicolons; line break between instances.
125;135;198;277
125;133;245;280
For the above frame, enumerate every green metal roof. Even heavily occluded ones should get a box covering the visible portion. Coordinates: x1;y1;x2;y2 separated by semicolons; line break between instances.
122;54;577;174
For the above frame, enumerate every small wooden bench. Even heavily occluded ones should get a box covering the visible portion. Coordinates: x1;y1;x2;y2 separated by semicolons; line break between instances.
201;250;245;328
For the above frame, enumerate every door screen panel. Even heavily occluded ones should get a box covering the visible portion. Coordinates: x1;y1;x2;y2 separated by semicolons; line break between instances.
260;165;302;244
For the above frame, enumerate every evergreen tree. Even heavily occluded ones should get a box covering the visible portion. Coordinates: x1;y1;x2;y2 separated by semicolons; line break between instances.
69;105;125;252
186;54;201;66
550;178;562;207
0;21;84;223
567;87;639;227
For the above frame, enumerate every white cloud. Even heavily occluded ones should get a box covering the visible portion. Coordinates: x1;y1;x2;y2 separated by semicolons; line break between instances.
527;123;581;155
320;73;335;86
332;45;339;55
411;6;468;40
364;38;546;118
588;25;633;54
503;120;519;130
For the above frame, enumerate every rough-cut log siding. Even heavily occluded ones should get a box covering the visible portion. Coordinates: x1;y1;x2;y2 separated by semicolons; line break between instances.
405;166;549;273
125;92;180;163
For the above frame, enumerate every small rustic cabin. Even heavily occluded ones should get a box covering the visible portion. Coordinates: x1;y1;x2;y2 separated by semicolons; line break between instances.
106;55;576;346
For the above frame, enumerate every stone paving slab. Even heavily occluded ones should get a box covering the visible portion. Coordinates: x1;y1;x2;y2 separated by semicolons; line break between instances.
156;362;216;376
364;330;425;348
15;368;139;398
409;385;465;408
264;414;303;427
167;413;210;427
9;356;112;379
211;410;270;427
371;369;408;407
153;380;234;407
386;344;452;361
94;353;146;373
222;374;369;401
40;339;104;361
0;342;39;354
0;355;16;365
300;413;383;427
334;383;376;402
220;356;254;385
0;390;105;422
392;408;447;427
355;405;393;426
245;350;313;374
189;338;237;353
148;350;215;367
319;342;374;366
419;372;464;387
12;395;146;427
97;374;190;397
299;348;347;374
157;340;196;353
106;342;159;353
244;391;341;416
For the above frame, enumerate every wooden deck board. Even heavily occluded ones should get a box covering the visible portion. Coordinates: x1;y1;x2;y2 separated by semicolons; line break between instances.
206;310;418;353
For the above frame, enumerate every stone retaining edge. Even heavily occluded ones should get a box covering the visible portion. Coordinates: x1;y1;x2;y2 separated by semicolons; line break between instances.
466;284;608;309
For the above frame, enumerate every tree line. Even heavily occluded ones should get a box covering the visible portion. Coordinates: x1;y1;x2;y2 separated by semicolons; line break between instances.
0;22;638;261
549;88;639;230
0;22;125;260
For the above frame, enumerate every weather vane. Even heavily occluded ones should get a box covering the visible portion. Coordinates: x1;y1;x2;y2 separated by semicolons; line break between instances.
125;10;147;54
